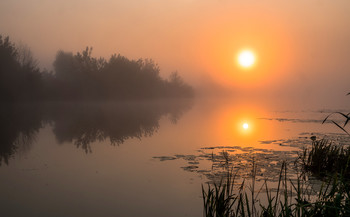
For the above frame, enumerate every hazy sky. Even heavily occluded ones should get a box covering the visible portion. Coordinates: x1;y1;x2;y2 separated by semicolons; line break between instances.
1;0;350;106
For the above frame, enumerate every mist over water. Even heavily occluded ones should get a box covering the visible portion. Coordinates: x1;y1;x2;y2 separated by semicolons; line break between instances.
0;97;349;216
0;100;193;164
1;0;350;216
0;40;349;215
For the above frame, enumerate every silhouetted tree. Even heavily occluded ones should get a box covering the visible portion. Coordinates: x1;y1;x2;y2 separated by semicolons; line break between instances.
0;36;194;101
0;36;195;164
0;35;43;101
51;47;194;100
167;71;195;98
0;35;19;101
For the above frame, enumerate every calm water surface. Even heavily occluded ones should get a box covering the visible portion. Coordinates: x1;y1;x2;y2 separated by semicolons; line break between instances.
0;98;348;217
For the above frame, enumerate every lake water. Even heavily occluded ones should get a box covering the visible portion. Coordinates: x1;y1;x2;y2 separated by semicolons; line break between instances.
0;98;349;217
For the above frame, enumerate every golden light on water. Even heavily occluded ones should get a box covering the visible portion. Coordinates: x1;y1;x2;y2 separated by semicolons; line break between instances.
238;50;255;68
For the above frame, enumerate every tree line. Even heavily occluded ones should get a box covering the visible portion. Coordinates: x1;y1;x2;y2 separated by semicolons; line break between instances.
0;35;194;102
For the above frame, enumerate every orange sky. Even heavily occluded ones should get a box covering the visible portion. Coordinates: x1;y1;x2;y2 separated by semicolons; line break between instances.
1;0;350;106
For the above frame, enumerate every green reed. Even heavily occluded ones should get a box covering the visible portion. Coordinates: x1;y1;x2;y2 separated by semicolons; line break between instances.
322;92;350;136
299;139;350;179
202;160;350;217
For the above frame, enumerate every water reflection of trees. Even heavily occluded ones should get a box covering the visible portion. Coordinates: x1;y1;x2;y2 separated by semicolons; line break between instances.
0;100;193;164
0;104;43;165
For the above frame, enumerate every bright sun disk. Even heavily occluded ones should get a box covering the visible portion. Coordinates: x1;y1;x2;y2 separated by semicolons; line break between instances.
238;50;255;68
243;123;249;129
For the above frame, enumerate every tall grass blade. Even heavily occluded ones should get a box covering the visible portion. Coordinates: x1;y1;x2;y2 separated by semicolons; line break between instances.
331;120;350;135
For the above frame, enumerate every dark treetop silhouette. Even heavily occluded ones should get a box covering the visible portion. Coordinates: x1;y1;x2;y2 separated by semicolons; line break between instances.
0;36;43;101
0;35;194;165
0;35;194;102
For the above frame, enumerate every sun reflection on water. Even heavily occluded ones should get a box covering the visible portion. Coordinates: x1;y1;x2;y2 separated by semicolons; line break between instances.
212;103;275;148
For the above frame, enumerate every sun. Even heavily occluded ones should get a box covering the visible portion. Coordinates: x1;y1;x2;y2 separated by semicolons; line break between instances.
243;123;249;129
238;50;255;68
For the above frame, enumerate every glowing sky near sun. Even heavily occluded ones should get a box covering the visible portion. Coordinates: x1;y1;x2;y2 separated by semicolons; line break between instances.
1;0;350;106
